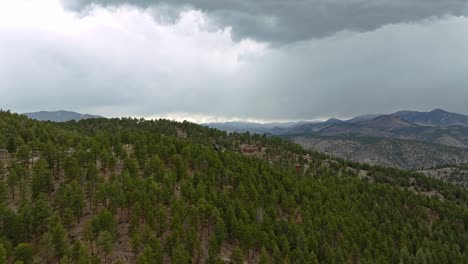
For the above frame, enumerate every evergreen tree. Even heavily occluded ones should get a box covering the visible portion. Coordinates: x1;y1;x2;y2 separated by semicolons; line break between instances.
0;160;5;179
97;231;114;264
31;159;52;198
230;246;244;264
136;246;157;264
14;243;33;264
259;247;270;264
309;251;319;264
400;246;413;264
32;194;52;235
172;244;190;264
38;232;55;264
0;244;7;264
16;146;30;166
414;248;427;264
7;136;17;154
50;219;69;262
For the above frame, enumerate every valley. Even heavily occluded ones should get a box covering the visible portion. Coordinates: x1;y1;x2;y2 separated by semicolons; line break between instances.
206;109;468;170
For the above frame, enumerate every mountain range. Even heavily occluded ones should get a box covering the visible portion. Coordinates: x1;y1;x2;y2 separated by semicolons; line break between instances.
23;110;103;122
22;109;468;169
205;109;468;169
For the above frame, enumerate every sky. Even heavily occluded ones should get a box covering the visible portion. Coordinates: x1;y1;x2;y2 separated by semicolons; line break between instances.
1;0;468;123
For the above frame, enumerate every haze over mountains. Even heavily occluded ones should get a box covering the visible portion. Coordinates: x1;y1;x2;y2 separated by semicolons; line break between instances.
23;109;468;169
206;109;468;169
23;110;103;122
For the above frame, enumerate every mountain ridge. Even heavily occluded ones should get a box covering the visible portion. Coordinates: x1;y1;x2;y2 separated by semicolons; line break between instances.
205;109;468;169
23;110;104;122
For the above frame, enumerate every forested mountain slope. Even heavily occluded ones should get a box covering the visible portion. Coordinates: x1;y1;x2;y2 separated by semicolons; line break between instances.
0;110;466;264
206;110;468;170
291;135;468;170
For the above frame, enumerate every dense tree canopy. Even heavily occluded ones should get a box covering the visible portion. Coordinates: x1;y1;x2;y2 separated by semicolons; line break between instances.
0;110;466;263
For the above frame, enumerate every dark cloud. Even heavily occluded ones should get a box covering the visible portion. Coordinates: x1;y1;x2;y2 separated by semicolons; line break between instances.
62;0;468;42
2;1;468;122
235;16;468;120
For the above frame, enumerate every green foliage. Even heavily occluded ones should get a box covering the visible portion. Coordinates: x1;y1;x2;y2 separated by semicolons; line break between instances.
259;247;270;264
91;210;117;237
136;246;159;264
7;136;17;154
32;194;51;235
0;110;465;264
172;244;190;264
0;160;5;179
0;244;7;264
31;159;52;198
50;219;69;261
13;243;33;264
230;246;243;264
16;146;30;166
97;231;114;263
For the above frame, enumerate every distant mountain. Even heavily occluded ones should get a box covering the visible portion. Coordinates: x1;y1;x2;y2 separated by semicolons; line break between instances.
318;115;419;136
346;113;383;123
23;110;103;122
317;115;468;148
393;109;468;127
205;109;468;135
367;115;418;130
203;121;309;134
204;109;468;169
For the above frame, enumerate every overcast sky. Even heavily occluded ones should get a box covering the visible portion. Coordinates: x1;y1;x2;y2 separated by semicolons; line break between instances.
1;0;468;122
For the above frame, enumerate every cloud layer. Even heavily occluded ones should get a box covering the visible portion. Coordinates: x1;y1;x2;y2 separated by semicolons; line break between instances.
63;0;468;43
1;0;468;122
0;0;266;119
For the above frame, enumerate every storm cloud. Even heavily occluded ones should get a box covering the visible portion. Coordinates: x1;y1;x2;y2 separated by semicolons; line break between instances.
1;0;468;122
62;0;468;43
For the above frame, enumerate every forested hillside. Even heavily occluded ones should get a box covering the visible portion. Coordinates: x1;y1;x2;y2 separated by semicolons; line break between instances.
290;135;468;170
206;109;468;170
0;110;466;264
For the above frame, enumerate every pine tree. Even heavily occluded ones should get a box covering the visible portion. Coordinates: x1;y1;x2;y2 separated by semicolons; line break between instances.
38;232;55;264
71;241;92;264
0;181;7;205
400;246;412;264
14;243;33;264
136;246;156;264
97;231;114;264
7;136;17;154
32;194;52;235
64;157;81;182
172;244;190;264
50;219;69;262
7;165;19;200
31;159;52;198
0;160;5;179
16;146;30;166
259;247;270;264
82;222;95;255
230;246;244;264
0;244;7;264
414;248;427;264
69;181;85;223
62;208;74;237
309;251;319;264
130;233;143;260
